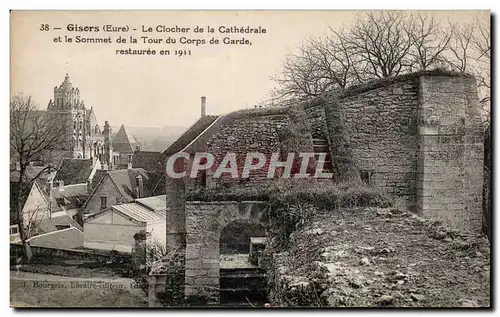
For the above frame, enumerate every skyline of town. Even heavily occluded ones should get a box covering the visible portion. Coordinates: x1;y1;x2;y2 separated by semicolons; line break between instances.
10;10;487;128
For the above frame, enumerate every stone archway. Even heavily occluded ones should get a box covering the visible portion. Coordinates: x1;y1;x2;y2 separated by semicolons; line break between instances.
219;220;266;255
184;201;266;304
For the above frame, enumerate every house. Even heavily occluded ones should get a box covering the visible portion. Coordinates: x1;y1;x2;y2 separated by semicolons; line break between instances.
10;164;53;224
84;195;167;252
81;168;163;216
50;157;104;223
10;225;20;243
112;125;139;169
50;181;89;224
13;157;102;239
18;179;83;241
11;158;101;226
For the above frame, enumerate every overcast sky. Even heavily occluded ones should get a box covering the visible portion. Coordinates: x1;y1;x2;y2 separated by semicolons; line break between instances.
11;10;488;128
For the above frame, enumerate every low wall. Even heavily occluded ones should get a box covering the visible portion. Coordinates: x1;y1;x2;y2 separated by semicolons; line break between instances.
28;227;83;250
10;243;132;263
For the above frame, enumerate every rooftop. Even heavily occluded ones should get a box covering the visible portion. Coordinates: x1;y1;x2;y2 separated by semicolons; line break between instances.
10;166;50;183
112;203;166;223
107;168;151;201
131;150;166;171
112;125;139;153
163;115;220;155
136;195;166;212
54;158;94;185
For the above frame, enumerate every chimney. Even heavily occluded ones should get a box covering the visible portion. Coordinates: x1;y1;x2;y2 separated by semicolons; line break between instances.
128;162;133;169
136;175;144;198
58;180;64;191
46;178;53;193
86;180;92;195
165;158;187;253
201;96;206;117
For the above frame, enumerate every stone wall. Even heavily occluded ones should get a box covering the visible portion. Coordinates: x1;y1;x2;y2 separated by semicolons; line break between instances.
203;106;327;188
325;79;420;210
304;102;330;138
206;115;289;187
159;70;485;306
10;242;132;263
319;72;483;231
184;201;266;305
417;75;483;231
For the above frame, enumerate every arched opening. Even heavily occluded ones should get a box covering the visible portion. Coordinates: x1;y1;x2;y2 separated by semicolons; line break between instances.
219;220;265;255
218;219;267;306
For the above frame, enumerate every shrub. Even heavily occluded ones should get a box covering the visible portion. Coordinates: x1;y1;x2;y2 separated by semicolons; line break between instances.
187;179;390;210
187;179;391;249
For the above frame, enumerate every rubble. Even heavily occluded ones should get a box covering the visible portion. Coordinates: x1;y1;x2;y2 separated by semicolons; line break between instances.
265;207;490;307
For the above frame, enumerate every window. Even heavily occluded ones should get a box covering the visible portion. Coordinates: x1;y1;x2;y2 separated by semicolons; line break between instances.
100;196;107;210
128;155;133;163
10;226;18;235
360;169;374;185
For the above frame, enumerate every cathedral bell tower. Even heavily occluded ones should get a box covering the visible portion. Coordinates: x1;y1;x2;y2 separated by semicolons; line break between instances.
47;74;88;159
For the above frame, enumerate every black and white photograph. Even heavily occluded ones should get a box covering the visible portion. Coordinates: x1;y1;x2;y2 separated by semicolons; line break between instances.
8;9;491;308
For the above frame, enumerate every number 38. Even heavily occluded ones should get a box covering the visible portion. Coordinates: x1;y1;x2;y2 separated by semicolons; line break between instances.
40;24;50;31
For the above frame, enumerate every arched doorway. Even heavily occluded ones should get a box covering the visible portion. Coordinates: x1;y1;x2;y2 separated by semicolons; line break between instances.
184;201;267;305
219;220;266;255
219;220;267;306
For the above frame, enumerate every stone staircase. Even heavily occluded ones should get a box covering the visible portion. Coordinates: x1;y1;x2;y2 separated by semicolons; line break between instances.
219;267;267;307
312;137;334;175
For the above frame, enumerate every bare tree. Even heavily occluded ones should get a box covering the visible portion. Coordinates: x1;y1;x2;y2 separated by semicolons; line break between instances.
311;31;363;89
472;21;491;110
337;11;414;80
271;42;334;104
407;13;453;71
271;11;441;104
270;11;489;122
446;22;475;73
446;20;490;123
271;31;363;105
10;94;69;261
24;204;51;239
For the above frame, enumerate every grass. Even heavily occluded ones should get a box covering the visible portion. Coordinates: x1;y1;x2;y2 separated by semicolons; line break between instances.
221;107;290;124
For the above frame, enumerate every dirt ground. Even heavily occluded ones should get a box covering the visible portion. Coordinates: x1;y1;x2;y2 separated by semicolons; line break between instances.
10;271;148;308
274;207;491;307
